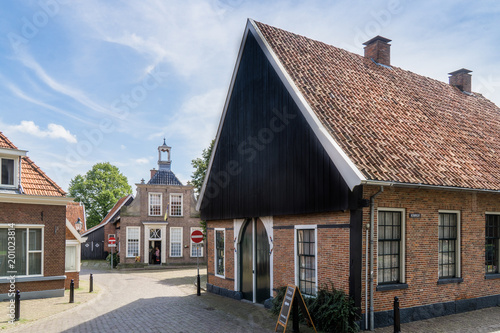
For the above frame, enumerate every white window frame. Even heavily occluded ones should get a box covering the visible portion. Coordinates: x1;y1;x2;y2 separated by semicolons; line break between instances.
65;242;79;272
0;224;44;277
294;225;318;296
377;208;406;285
190;227;203;258
438;210;461;279
126;227;140;258
148;192;162;216
169;193;183;217
214;228;225;278
485;212;500;275
0;156;18;188
169;227;183;257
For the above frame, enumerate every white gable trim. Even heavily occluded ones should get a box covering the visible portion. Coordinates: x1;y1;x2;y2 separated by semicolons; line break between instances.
197;19;365;211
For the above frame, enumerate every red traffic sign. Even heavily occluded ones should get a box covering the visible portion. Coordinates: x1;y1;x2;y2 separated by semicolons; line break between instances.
108;237;116;245
191;230;203;243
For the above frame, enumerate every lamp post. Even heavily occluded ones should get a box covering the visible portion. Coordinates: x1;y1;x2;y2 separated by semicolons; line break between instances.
75;217;82;234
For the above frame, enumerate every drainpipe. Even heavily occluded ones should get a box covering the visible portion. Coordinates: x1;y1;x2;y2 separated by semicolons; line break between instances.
369;186;383;331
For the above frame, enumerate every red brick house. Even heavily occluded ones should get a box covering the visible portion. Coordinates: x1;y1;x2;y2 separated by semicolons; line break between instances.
197;20;500;329
81;194;133;260
65;202;87;288
119;141;204;266
0;132;73;300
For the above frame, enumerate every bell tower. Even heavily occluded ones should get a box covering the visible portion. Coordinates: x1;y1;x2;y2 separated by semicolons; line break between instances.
158;138;171;171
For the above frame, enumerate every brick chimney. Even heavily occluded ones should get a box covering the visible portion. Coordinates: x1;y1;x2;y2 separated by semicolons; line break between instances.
150;168;157;179
449;68;472;93
363;36;392;66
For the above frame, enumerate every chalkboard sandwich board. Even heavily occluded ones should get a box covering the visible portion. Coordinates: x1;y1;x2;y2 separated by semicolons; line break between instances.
275;284;316;333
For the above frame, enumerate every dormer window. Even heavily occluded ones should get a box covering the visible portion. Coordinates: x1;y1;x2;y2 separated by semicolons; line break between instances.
1;158;14;185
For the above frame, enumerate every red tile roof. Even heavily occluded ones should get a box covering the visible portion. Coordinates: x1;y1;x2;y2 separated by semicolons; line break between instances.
83;194;133;235
0;131;66;196
254;21;500;191
66;201;87;233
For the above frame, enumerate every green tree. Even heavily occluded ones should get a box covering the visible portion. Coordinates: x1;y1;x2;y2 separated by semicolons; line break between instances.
68;162;132;229
190;139;214;196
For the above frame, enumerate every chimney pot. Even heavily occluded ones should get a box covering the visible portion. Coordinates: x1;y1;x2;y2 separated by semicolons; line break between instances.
363;36;392;66
151;168;157;179
448;68;472;93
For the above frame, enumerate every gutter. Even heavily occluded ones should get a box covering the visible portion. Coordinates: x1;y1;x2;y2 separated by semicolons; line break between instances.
361;180;500;194
369;186;383;331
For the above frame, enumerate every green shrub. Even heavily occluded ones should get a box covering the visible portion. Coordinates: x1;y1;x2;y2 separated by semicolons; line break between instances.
271;284;360;333
106;252;120;268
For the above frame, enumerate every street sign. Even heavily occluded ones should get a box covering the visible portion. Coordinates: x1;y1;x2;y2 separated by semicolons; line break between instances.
108;237;116;245
191;230;203;243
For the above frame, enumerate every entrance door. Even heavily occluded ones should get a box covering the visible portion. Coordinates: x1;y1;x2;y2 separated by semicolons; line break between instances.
149;240;161;264
239;218;270;303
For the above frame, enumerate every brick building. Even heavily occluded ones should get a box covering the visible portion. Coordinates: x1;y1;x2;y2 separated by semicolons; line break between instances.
81;195;133;260
197;20;500;329
65;201;87;289
119;141;204;266
0;132;73;299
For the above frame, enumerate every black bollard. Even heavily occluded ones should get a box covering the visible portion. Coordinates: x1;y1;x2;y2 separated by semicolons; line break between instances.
394;296;401;333
90;274;93;293
14;290;20;321
69;279;75;303
197;273;201;296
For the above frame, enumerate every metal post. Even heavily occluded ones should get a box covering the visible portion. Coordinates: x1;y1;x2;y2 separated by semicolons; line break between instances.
90;273;93;293
69;279;75;303
394;297;401;333
292;294;299;332
14;290;20;321
110;246;113;269
197;243;201;296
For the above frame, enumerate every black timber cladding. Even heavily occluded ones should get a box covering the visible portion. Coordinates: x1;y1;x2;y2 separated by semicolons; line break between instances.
200;31;352;220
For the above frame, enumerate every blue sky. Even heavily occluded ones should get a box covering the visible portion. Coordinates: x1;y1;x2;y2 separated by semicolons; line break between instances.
0;0;499;193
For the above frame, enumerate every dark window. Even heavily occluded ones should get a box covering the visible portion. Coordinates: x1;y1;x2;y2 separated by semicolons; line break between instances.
485;215;500;274
439;213;458;278
1;158;14;185
297;229;316;295
378;211;402;284
0;228;42;277
215;229;225;276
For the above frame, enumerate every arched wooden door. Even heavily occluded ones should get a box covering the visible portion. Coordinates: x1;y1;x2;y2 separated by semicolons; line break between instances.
239;218;270;303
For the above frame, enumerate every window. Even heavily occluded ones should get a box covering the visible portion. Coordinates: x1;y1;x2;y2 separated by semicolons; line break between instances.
126;227;140;258
486;214;500;274
215;228;225;277
439;212;460;278
149;229;161;240
0;227;43;277
170;194;183;216
170;227;182;257
296;226;317;295
1;158;15;186
378;210;405;284
190;227;203;257
65;245;77;271
149;193;162;216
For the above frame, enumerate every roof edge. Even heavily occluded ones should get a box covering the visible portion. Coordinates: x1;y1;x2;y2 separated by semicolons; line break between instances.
82;194;133;235
361;180;500;194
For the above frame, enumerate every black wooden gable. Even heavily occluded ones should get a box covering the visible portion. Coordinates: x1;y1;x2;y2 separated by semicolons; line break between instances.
200;31;352;221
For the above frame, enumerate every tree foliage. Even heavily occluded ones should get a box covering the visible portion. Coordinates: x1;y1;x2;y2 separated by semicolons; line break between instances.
190;139;214;196
68;162;132;229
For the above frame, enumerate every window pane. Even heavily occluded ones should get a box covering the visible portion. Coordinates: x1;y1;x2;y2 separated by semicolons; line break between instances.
15;229;27;275
170;228;182;257
29;253;41;275
65;246;76;271
216;230;224;275
439;213;458;278
1;158;14;185
297;229;316;295
149;193;162;216
29;229;42;251
170;194;183;216
0;229;7;276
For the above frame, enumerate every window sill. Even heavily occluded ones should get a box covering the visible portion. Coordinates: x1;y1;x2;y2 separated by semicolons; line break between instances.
485;273;500;280
376;283;408;291
214;274;225;279
0;275;65;283
437;277;463;285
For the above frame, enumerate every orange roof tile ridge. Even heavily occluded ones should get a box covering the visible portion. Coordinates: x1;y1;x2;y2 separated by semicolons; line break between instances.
22;156;66;196
0;132;18;149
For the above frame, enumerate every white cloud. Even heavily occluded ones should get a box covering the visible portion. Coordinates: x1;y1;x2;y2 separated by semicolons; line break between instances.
134;158;149;164
9;120;77;143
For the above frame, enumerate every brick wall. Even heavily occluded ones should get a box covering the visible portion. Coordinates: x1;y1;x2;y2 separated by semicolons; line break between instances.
206;220;234;291
362;185;500;313
65;272;79;289
0;202;66;294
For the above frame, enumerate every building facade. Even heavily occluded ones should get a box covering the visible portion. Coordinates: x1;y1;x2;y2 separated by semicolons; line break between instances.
198;20;500;329
119;141;204;266
0;132;72;300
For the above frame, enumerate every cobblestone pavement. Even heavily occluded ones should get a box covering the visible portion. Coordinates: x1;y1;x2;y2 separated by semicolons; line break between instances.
2;266;499;332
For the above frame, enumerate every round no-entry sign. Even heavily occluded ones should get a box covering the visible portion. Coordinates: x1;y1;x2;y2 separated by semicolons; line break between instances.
108;237;116;245
191;230;203;243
